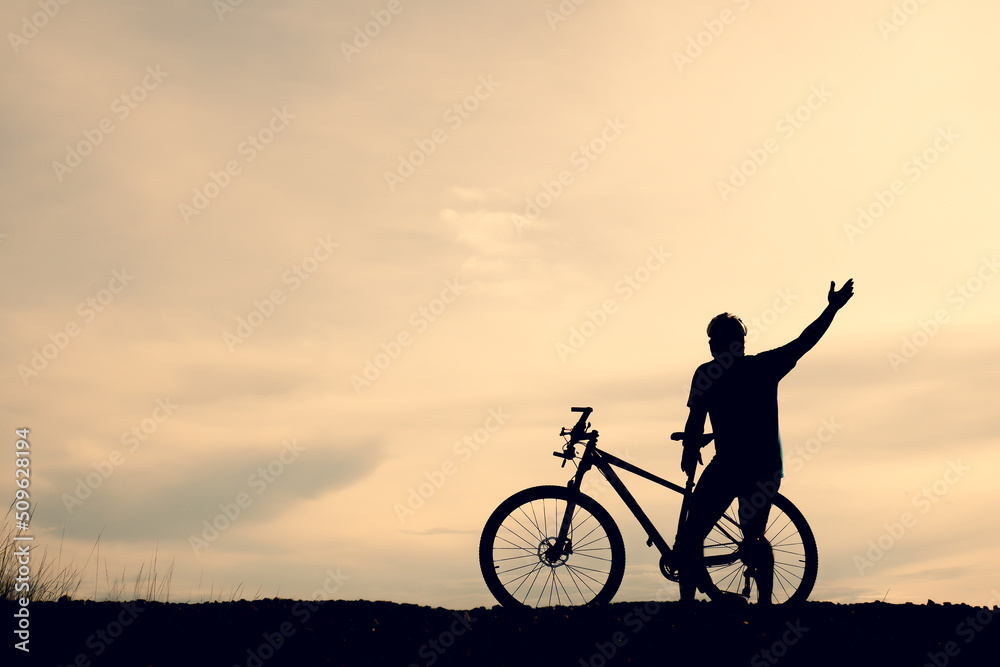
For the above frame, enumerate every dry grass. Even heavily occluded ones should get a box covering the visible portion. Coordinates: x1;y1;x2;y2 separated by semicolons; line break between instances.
2;504;271;603
0;508;84;601
0;506;174;602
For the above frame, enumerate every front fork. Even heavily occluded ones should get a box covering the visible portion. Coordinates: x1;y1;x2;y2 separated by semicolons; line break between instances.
545;449;597;563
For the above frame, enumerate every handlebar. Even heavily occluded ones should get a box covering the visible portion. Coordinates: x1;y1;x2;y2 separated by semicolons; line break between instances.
553;408;713;470
560;410;712;446
560;407;593;443
555;407;595;467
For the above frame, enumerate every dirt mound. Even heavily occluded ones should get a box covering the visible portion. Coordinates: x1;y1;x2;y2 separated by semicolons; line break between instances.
5;598;999;666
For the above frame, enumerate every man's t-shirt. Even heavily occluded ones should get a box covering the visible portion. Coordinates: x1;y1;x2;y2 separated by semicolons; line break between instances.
686;343;802;477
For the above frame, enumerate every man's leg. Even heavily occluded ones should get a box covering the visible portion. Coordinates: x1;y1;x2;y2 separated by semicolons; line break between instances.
675;460;737;600
737;471;780;604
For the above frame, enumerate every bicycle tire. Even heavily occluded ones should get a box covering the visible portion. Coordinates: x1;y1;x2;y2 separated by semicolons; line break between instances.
701;492;818;605
479;485;626;609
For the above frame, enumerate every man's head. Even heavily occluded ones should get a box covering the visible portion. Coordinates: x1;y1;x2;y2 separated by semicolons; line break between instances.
707;312;747;359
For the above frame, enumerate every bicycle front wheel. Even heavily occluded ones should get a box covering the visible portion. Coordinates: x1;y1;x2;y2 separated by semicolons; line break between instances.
479;485;626;609
702;492;818;605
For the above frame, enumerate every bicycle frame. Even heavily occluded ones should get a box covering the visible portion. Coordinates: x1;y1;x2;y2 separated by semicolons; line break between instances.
577;444;682;554
551;431;744;573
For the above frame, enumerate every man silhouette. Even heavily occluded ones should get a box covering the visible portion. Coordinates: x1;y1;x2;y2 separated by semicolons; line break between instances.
676;279;854;604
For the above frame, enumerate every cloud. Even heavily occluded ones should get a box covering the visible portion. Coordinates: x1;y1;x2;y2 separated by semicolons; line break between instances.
38;440;384;543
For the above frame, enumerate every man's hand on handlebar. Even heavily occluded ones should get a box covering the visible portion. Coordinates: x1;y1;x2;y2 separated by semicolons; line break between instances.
681;445;702;477
670;431;713;477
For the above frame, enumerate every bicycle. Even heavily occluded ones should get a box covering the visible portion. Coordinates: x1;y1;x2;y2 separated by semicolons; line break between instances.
479;407;818;608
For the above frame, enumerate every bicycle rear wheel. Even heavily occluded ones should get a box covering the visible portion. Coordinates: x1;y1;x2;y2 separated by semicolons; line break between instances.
479;485;625;608
702;493;817;605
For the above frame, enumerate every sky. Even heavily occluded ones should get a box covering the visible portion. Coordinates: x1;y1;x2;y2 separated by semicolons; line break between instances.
2;0;999;609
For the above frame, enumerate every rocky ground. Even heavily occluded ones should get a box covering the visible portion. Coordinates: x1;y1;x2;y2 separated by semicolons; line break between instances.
4;598;1000;666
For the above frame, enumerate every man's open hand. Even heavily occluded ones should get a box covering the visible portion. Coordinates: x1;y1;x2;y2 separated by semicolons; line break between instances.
828;279;854;310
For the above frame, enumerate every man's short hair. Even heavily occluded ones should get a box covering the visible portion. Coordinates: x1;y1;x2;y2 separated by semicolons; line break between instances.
707;312;747;342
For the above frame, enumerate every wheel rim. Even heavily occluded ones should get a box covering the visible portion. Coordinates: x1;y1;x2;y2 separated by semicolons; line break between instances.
489;496;618;607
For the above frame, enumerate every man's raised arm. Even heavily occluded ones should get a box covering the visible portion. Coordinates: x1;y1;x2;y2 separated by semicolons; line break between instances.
787;279;854;358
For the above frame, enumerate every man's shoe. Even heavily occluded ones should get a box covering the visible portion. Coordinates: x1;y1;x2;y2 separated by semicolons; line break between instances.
699;580;748;607
712;590;749;608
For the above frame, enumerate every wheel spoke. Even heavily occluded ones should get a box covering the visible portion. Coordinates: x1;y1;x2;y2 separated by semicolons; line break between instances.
563;563;593;601
569;515;602;548
521;504;547;543
572;532;610;552
572;551;614;563
496;559;544;577
771;542;802;558
552;567;575;604
563;563;611;588
508;512;543;547
496;526;537;551
506;560;545;599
